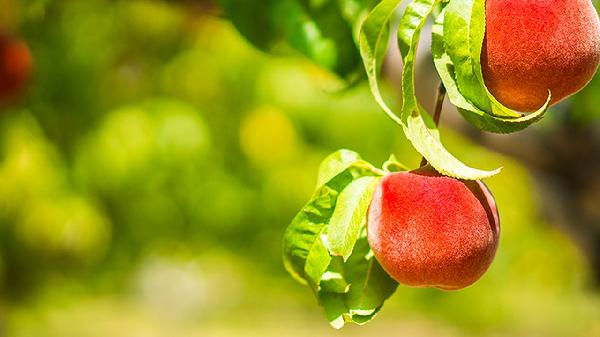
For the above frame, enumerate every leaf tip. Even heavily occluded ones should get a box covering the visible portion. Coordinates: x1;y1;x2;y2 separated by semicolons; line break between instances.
329;316;346;329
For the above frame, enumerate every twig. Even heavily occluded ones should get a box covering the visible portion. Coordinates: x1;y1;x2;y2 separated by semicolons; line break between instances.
420;82;447;167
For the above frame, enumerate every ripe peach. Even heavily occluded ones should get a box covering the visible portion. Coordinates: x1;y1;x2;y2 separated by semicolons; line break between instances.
0;34;32;103
481;0;600;112
367;167;500;290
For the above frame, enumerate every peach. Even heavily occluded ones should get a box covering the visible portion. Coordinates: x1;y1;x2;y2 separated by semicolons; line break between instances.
481;0;600;112
367;167;500;290
0;34;32;103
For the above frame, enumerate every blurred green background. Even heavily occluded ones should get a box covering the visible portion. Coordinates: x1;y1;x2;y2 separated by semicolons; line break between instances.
0;0;599;336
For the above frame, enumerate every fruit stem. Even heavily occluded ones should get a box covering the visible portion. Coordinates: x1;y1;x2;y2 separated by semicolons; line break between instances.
420;82;447;167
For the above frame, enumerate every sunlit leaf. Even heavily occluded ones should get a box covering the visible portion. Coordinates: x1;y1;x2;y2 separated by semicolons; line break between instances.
397;0;500;179
283;152;383;287
327;176;380;260
344;228;397;320
319;227;398;328
316;149;361;188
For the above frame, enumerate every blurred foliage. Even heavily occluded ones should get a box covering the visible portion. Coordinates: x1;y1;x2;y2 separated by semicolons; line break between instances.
0;0;598;336
217;0;378;83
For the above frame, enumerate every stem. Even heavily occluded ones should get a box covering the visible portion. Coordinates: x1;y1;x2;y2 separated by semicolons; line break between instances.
356;161;387;176
420;82;447;167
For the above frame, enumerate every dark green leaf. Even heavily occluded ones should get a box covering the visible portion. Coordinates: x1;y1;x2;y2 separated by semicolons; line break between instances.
217;0;374;81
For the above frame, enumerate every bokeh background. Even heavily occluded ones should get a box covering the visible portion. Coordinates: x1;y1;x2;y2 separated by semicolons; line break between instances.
0;0;599;336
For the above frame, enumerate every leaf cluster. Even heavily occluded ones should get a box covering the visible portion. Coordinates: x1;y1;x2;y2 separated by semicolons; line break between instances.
282;150;400;328
218;0;554;180
217;0;378;82
360;0;550;180
269;0;560;328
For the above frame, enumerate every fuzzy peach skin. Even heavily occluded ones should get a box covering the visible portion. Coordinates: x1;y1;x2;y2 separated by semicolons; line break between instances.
367;167;500;290
481;0;600;112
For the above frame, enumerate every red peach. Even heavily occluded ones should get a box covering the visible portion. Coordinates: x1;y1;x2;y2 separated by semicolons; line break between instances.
367;167;500;290
482;0;600;112
0;34;32;103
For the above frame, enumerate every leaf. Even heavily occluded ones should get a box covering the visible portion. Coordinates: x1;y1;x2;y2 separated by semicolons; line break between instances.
215;0;278;50
316;149;361;188
320;257;350;293
328;176;380;260
402;112;500;177
283;150;397;328
396;0;501;179
283;153;383;288
431;8;481;114
282;170;353;286
382;154;409;172
359;0;403;125
319;227;398;328
304;228;333;289
344;228;397;317
217;0;373;81
319;292;347;329
443;0;494;113
359;0;499;179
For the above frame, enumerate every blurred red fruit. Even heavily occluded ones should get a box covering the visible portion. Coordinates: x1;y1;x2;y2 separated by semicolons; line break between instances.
0;34;32;103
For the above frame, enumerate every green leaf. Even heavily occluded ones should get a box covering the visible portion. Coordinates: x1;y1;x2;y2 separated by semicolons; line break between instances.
351;311;381;324
319;227;398;328
359;0;499;179
396;0;501;179
283;150;397;328
328;176;380;260
283;152;383;288
316;149;361;188
431;8;480;113
282;170;353;286
443;0;493;113
344;228;397;318
214;0;278;50
319;292;347;329
304;226;333;289
359;0;403;125
217;0;374;81
320;257;350;293
382;154;409;172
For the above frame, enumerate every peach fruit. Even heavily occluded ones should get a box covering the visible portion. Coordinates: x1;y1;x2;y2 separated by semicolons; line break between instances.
481;0;600;112
0;34;32;103
367;167;500;290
